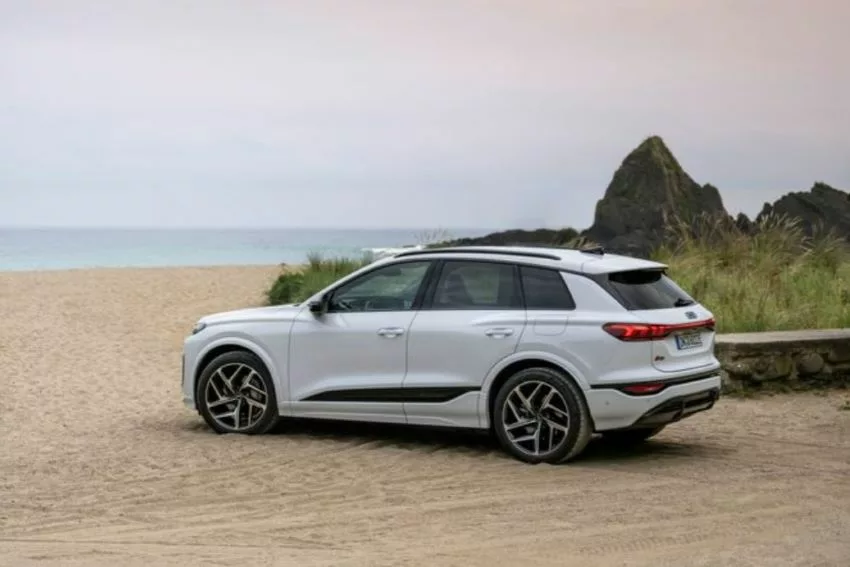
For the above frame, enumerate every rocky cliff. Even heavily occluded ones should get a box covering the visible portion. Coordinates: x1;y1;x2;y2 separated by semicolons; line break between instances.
438;136;848;257
581;136;728;255
756;182;850;240
435;227;579;248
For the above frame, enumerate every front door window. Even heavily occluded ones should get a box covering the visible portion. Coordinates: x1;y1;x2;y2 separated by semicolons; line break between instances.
329;261;431;312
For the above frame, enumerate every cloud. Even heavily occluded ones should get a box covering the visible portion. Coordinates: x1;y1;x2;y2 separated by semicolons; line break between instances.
1;0;848;228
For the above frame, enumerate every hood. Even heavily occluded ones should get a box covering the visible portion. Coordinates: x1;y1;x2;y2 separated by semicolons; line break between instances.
199;303;302;325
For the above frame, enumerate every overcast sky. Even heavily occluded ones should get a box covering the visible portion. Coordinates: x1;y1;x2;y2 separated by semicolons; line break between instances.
1;0;848;229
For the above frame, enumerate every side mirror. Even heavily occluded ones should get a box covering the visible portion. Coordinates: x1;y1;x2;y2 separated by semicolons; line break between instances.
308;295;328;316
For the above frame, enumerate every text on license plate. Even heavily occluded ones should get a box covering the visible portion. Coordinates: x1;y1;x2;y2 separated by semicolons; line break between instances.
675;331;703;350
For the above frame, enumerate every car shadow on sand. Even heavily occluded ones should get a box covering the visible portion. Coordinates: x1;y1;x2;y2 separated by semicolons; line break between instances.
176;414;726;464
241;418;728;465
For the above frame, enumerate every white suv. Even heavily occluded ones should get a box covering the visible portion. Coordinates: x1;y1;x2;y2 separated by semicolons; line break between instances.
182;246;721;464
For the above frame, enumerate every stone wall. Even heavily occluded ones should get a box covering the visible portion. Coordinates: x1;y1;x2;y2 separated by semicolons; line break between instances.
715;329;850;392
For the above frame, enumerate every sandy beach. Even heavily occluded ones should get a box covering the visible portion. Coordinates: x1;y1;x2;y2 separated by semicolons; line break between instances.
1;266;848;566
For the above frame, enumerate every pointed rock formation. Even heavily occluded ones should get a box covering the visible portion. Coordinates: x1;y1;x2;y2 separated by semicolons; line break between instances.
437;135;847;255
582;136;728;256
756;182;850;240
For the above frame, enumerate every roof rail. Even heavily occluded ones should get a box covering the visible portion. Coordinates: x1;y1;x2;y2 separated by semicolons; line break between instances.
393;246;562;261
579;246;605;255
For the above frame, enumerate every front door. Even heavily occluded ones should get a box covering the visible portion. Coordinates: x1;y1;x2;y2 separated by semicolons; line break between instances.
403;260;526;428
288;259;433;424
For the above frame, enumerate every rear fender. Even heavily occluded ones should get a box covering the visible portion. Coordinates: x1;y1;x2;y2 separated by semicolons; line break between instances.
477;351;591;429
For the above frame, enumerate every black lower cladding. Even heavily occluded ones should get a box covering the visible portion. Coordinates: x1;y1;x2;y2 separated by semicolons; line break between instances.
631;388;721;428
303;387;480;404
589;369;721;392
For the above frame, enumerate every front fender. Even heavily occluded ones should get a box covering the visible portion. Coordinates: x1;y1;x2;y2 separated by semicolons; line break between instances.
476;350;591;429
193;334;289;414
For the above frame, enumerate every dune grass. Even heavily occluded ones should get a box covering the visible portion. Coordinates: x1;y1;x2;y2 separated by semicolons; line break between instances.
653;213;850;333
266;216;850;333
265;251;374;305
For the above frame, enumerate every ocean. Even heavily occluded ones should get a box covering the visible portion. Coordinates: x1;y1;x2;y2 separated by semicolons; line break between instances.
0;227;493;272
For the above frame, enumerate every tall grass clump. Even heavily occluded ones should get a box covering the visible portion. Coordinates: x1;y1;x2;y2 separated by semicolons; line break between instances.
266;251;373;305
653;212;850;333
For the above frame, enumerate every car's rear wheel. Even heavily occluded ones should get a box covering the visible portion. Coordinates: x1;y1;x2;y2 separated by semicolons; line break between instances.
492;367;592;464
601;426;665;445
196;351;280;435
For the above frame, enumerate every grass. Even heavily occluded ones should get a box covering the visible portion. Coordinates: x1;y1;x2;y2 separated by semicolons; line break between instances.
653;213;850;333
266;215;850;334
265;251;374;305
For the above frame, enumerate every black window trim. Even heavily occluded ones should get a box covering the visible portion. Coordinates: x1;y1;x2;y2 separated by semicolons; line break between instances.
324;258;438;314
319;256;589;315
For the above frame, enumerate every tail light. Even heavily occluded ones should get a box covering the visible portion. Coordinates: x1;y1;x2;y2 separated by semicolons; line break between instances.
603;318;715;341
619;382;666;395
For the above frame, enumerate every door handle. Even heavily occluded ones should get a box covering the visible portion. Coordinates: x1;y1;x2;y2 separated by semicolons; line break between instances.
485;327;514;338
377;327;405;338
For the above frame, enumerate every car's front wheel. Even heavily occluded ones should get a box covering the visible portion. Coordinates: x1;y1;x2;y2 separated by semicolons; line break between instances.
492;367;593;464
196;351;280;435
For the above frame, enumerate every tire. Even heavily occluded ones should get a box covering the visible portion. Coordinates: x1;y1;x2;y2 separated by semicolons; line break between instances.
196;350;280;435
601;426;665;446
492;366;593;464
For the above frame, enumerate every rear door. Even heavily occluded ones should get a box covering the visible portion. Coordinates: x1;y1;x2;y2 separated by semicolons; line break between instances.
605;269;716;373
403;260;526;425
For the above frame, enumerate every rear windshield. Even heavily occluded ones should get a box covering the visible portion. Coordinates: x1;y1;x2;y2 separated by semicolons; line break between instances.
607;269;695;310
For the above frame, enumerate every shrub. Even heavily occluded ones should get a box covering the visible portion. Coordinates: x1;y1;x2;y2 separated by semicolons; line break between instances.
266;251;373;305
654;212;850;333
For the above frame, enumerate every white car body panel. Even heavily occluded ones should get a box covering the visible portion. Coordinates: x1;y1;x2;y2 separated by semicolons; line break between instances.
403;309;526;427
183;246;722;437
287;309;418;423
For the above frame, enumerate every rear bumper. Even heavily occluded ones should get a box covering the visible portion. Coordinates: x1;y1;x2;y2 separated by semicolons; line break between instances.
629;388;719;428
586;373;721;431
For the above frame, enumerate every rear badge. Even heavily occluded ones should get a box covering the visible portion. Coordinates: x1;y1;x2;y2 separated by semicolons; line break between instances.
685;311;697;320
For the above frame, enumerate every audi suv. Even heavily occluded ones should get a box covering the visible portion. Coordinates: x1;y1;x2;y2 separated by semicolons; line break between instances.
182;246;721;464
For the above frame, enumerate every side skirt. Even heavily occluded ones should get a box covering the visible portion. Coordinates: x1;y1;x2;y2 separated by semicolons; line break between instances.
302;386;480;404
294;387;485;429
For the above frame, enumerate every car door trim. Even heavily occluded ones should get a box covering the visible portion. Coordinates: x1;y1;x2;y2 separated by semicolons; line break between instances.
301;386;480;403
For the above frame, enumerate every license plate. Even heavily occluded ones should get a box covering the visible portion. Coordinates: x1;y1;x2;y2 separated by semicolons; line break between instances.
675;331;703;350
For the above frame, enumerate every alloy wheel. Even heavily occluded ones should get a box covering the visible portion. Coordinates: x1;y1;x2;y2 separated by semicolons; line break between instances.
204;363;269;431
501;380;571;457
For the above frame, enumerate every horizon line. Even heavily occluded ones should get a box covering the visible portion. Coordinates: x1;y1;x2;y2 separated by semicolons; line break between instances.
0;224;513;232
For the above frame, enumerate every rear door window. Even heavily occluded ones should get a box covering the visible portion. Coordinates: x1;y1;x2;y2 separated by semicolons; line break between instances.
606;269;695;310
431;261;522;310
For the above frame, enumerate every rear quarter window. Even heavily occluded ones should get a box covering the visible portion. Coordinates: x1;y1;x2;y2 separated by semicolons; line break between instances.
520;266;576;310
606;269;695;310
